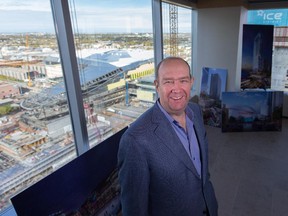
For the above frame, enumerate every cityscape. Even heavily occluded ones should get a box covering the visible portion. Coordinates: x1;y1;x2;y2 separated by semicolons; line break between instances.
1;5;288;214
0;32;192;212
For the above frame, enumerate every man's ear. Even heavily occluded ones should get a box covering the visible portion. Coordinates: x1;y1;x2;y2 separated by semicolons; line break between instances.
154;80;158;89
190;77;195;85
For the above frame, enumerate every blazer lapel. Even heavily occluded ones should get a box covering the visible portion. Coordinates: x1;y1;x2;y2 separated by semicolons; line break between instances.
191;108;208;182
152;104;201;178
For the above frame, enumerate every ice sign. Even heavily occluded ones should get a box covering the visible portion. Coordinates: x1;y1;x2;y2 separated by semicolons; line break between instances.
248;9;288;27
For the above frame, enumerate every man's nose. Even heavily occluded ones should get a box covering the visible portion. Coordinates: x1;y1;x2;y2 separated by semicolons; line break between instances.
173;80;182;90
171;82;181;92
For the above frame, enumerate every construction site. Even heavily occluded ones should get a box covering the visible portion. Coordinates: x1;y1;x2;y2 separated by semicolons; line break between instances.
0;47;159;211
0;4;193;211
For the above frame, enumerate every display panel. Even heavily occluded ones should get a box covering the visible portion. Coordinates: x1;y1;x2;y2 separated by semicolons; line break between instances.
11;127;127;216
222;91;283;132
241;24;274;89
199;67;227;127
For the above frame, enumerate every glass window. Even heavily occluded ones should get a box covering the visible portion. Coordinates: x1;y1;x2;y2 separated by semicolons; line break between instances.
68;0;155;149
0;0;193;213
162;2;192;65
0;2;75;212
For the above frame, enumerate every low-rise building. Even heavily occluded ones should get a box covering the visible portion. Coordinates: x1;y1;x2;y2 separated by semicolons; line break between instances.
0;82;20;99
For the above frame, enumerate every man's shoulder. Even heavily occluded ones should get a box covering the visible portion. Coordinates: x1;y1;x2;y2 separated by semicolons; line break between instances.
188;101;201;112
119;105;158;146
126;105;156;131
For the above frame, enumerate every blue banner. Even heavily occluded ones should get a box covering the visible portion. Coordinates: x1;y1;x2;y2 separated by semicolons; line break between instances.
248;9;288;27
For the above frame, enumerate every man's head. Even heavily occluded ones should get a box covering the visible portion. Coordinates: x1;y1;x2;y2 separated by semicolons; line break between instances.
154;57;194;117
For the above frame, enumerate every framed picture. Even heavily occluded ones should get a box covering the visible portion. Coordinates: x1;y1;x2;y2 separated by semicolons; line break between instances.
241;24;274;89
199;67;227;127
222;91;283;132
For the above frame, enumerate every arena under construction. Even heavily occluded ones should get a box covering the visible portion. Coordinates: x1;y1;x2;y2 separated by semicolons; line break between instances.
19;49;154;125
0;49;154;211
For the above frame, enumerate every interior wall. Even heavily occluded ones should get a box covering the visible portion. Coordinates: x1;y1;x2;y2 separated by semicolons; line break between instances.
193;6;288;117
196;0;247;8
193;6;247;94
195;0;287;9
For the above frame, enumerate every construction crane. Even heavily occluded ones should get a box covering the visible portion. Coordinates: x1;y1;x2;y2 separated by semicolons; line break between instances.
26;34;33;87
169;4;178;56
0;60;39;67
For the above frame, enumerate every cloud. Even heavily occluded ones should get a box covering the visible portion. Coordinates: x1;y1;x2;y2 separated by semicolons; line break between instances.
0;0;51;12
69;6;153;33
0;0;154;33
0;9;54;33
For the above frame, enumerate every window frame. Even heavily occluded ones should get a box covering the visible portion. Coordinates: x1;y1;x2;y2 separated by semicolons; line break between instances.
1;0;196;215
49;0;196;155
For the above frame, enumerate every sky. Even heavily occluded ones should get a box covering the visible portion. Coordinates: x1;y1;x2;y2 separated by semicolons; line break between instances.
0;0;54;33
0;0;153;34
0;0;192;34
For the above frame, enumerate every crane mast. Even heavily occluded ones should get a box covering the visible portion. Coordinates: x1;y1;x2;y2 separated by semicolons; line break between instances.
169;4;178;56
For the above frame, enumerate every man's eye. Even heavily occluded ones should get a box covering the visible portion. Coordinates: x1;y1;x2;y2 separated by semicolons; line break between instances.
180;79;189;83
164;80;173;84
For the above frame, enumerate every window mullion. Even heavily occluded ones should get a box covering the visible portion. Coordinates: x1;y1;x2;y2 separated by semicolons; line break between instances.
50;0;89;156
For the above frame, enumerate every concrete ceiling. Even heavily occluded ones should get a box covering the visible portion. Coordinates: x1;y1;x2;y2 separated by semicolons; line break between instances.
168;0;288;9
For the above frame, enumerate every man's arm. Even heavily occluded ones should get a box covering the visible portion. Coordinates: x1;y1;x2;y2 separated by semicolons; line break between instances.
118;133;150;216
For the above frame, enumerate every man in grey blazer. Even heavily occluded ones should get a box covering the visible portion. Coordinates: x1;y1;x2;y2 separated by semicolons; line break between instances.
118;57;218;216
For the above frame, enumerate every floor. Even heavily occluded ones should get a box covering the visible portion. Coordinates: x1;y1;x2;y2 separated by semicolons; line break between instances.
2;119;288;216
206;118;288;216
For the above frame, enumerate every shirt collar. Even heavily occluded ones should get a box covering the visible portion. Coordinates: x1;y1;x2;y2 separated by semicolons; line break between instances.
156;99;194;124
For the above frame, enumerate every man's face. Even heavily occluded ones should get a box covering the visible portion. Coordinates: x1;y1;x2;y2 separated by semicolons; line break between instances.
154;59;193;117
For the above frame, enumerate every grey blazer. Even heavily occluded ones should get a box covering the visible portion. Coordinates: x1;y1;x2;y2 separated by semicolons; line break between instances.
118;102;218;216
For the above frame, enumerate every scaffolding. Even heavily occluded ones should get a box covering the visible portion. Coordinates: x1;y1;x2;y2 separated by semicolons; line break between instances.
169;4;178;56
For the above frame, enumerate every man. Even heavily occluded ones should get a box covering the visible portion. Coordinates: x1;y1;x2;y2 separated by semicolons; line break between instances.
118;57;218;216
